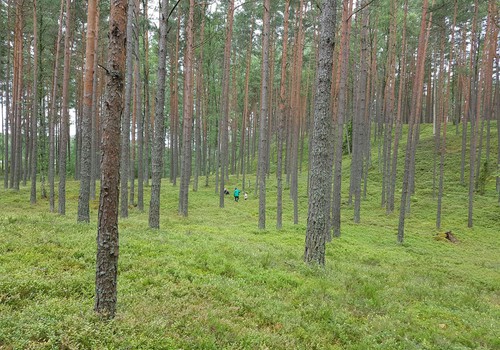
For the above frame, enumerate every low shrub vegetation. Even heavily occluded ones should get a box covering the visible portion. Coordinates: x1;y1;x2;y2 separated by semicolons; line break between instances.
0;124;498;349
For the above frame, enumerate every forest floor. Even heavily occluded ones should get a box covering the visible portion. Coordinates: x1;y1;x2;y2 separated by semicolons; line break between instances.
0;123;499;349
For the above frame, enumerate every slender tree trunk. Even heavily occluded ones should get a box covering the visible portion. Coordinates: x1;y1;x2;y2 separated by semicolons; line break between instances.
437;8;453;229
178;0;195;216
257;0;271;229
58;0;73;215
130;63;137;207
169;16;180;185
477;0;497;189
460;28;470;186
78;0;99;222
74;56;83;182
12;0;24;191
230;66;238;177
90;25;100;201
219;0;235;208
332;0;352;237
388;0;407;213
276;0;289;230
241;19;253;192
495;55;500;202
351;4;369;224
95;0;127;318
398;0;429;243
135;2;143;211
3;0;11;189
49;0;65;211
304;0;336;265
30;0;39;204
290;0;305;225
148;0;169;229
193;3;206;193
142;0;151;187
382;0;397;210
467;0;480;228
119;0;136;218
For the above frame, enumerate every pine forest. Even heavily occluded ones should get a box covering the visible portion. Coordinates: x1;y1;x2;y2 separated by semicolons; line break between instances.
0;0;499;348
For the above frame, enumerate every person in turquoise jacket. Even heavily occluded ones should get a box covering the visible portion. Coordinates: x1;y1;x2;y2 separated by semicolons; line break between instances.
234;187;241;202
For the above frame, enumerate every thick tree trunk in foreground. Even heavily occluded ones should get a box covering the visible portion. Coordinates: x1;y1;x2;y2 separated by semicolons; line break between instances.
148;0;169;229
95;0;127;319
78;0;99;222
304;0;336;265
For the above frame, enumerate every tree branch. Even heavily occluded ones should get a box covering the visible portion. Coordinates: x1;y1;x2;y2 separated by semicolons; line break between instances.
347;0;376;22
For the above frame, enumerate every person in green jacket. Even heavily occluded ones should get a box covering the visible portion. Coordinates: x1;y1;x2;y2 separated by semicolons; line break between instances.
234;187;241;202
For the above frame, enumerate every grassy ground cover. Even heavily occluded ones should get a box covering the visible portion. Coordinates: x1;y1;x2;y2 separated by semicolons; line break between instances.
0;123;499;349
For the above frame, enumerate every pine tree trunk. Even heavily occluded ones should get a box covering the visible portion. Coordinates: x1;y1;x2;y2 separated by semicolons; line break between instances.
95;0;127;318
134;5;143;211
193;3;206;193
30;0;39;204
219;0;235;209
142;0;151;187
58;0;73;215
3;0;11;189
90;27;100;201
178;0;195;217
388;0;407;213
436;6;454;229
276;0;289;230
148;0;169;229
381;0;397;210
78;0;98;222
398;0;429;243
169;17;180;185
12;0;23;191
467;0;480;228
119;0;136;218
48;0;65;211
495;55;500;202
289;0;305;225
257;0;271;229
240;19;253;192
351;5;369;224
304;0;336;265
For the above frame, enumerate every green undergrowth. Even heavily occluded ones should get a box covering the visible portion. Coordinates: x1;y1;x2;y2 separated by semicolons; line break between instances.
0;123;499;349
